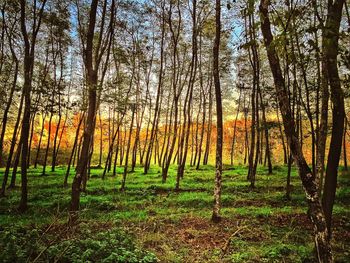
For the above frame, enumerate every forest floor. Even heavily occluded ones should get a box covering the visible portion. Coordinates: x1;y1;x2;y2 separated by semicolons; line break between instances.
0;164;349;262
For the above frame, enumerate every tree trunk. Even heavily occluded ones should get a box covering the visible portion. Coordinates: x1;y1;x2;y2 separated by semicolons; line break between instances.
102;131;115;178
144;0;165;174
343;120;348;171
18;0;47;212
0;92;24;196
98;109;103;168
211;0;222;223
0;58;18;167
113;125;120;176
203;79;213;165
69;0;99;222
54;112;68;166
286;153;293;200
259;89;272;174
51;112;62;172
26;112;36;168
177;0;198;184
64;113;84;187
9;139;22;189
121;106;135;192
34;113;46;168
230;91;241;166
321;0;345;240
42;112;53;175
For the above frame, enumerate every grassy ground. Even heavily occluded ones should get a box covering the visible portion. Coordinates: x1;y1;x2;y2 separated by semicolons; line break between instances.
0;164;349;262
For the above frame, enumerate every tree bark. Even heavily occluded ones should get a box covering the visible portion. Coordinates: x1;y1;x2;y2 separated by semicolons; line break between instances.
321;0;345;240
121;106;135;191
69;0;99;222
230;91;241;166
211;0;222;223
64;113;84;187
203;78;213;165
144;0;165;174
42;111;53;175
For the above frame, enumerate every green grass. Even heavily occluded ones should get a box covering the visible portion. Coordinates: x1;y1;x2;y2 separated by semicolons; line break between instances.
0;164;349;262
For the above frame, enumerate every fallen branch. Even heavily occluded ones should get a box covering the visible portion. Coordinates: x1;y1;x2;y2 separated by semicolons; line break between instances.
222;225;248;254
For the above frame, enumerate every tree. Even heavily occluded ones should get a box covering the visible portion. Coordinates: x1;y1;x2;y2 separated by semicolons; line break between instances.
144;0;166;175
321;0;345;239
18;0;47;212
259;0;333;261
70;0;115;222
211;0;222;223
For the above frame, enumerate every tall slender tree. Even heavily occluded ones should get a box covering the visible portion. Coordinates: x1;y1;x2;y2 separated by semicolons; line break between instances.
211;0;222;223
321;0;345;239
70;0;115;221
18;0;47;212
259;0;333;260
